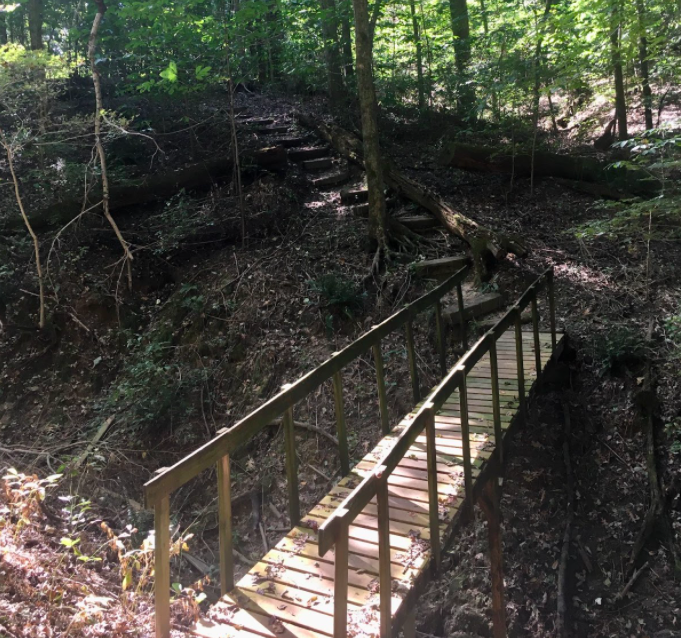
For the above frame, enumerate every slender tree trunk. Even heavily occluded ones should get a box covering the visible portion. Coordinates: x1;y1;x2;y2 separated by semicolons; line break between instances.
368;0;383;44
88;0;133;289
419;0;434;106
0;12;8;45
28;0;42;50
1;132;45;329
531;0;554;127
409;0;425;109
610;3;628;139
448;0;475;117
320;0;345;104
339;0;354;77
635;0;654;130
352;0;387;255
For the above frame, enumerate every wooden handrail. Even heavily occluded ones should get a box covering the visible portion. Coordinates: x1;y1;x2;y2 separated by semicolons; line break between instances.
318;267;557;637
144;263;471;506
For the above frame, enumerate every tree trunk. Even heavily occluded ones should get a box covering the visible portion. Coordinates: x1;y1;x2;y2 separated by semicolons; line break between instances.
89;0;133;289
0;12;8;45
635;0;654;130
295;114;527;275
3;148;287;232
409;0;425;109
351;0;387;253
448;0;475;117
28;0;42;50
320;0;345;104
610;3;628;139
339;0;354;77
439;140;661;195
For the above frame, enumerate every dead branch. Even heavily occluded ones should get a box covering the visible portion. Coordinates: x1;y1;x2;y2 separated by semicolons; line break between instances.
268;417;339;446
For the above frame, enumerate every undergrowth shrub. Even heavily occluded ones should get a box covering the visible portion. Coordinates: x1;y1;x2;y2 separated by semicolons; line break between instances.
595;325;646;375
310;274;365;332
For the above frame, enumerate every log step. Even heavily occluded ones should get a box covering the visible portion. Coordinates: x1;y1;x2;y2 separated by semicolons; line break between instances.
288;146;330;161
443;287;506;324
256;125;290;134
340;187;369;205
276;137;311;148
303;157;333;171
237;117;274;126
397;214;440;230
352;203;369;218
412;255;470;278
312;169;351;188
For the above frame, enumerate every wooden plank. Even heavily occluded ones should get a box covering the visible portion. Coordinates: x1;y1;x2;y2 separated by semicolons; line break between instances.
304;157;333;171
288;146;330;161
405;321;420;403
332;371;350;475
376;472;392;638
283;403;300;526
373;342;390;435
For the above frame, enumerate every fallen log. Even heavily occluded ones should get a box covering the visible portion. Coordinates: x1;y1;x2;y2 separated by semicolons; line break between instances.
296;113;526;276
438;141;660;196
2;146;287;232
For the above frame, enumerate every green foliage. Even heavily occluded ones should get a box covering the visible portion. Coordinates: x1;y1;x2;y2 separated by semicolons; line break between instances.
310;274;365;318
665;417;681;454
594;325;646;374
664;312;681;359
574;129;681;243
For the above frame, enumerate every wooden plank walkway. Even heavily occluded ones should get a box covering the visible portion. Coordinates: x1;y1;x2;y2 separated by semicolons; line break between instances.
192;329;562;638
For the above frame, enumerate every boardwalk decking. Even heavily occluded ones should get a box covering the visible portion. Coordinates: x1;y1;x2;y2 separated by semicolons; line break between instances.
192;329;562;638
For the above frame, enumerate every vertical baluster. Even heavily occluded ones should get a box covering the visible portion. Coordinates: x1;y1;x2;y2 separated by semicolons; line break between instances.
217;454;234;594
547;269;557;351
403;608;416;638
332;368;350;475
372;341;390;435
489;338;503;466
456;282;467;349
531;292;541;377
154;496;170;638
282;398;300;526
333;508;350;638
458;370;473;507
424;405;441;570
376;466;392;638
405;321;420;403
514;309;526;420
435;300;447;377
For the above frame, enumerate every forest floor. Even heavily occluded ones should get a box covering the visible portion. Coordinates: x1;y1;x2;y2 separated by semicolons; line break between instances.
0;88;680;638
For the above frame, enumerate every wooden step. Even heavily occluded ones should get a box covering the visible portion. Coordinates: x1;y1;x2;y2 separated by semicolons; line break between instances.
276;136;310;148
303;157;333;171
412;255;469;278
288;146;330;161
237;117;274;126
443;287;506;324
397;214;439;230
312;169;350;188
340;187;369;205
352;203;369;218
256;125;290;134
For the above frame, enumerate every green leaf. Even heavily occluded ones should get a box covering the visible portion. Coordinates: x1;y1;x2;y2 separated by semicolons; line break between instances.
159;61;178;83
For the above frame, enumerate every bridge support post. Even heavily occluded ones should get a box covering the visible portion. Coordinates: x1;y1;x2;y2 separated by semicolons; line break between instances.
154;495;171;638
480;477;507;638
403;607;416;638
373;341;390;435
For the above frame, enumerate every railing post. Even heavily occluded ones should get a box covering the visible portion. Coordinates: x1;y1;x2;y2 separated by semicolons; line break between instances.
405;321;420;403
435;300;447;378
531;291;542;377
513;308;526;421
456;282;467;349
375;466;392;638
372;341;390;435
154;496;170;638
489;337;503;466
217;454;234;594
547;269;557;352
458;370;473;508
480;478;507;638
281;392;300;526
333;508;350;638
332;367;350;476
424;405;441;570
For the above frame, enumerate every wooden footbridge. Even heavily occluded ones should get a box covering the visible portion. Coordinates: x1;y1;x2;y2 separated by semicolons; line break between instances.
144;265;563;638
